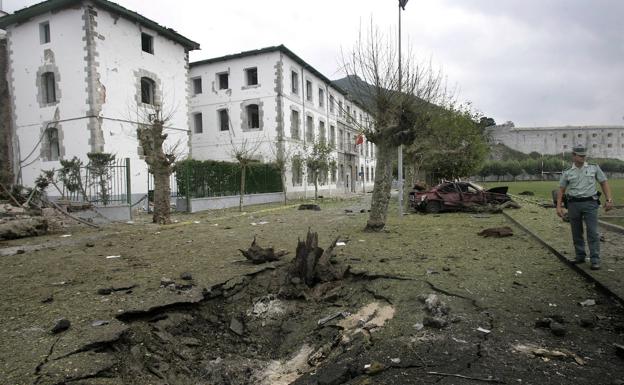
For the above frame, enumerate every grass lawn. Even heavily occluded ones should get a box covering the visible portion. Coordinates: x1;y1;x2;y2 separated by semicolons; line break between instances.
482;178;624;203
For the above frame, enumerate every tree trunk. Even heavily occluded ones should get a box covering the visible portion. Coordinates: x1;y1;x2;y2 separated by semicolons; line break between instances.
314;175;318;200
366;143;394;231
152;168;171;225
281;170;288;205
239;165;246;212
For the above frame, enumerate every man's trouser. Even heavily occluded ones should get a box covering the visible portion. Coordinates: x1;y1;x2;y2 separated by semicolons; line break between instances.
567;200;600;263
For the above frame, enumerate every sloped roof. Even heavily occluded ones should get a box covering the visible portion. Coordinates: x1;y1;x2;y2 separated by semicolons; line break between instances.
0;0;199;50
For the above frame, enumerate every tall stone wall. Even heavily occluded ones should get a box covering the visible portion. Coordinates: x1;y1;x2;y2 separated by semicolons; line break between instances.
488;124;624;161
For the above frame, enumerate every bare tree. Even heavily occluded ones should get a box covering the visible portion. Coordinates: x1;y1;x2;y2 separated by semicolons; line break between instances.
136;106;177;224
341;22;447;231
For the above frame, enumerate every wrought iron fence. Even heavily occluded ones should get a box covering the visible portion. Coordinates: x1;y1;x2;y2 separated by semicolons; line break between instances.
81;158;131;205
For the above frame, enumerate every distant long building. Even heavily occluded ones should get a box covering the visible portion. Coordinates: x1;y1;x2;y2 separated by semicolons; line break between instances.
487;123;624;160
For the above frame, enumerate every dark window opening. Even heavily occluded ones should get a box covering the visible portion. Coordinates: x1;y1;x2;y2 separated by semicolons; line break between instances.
141;77;155;104
246;104;260;129
306;80;312;101
219;109;229;131
141;33;154;54
40;22;51;44
291;71;299;93
47;127;60;161
193;78;202;94
218;73;229;90
319;88;324;107
246;68;258;86
42;72;56;103
194;113;203;134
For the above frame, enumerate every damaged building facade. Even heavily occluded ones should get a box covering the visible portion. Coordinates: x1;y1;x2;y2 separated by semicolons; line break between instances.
189;45;377;197
0;0;199;197
488;123;624;160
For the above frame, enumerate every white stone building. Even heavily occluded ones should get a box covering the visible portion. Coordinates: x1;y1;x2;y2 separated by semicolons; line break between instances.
189;45;376;197
488;123;624;160
0;0;199;198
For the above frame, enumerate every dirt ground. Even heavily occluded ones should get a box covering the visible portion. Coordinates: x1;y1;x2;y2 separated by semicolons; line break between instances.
1;195;624;385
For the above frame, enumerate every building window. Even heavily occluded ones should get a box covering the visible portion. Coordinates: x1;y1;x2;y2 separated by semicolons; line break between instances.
140;77;156;104
47;127;60;161
246;104;260;129
40;21;50;44
319;120;326;143
329;125;336;147
338;101;343;117
141;33;153;54
306;80;312;102
318;88;324;108
218;109;229;131
562;133;567;138
346;106;351;122
338;129;344;150
291;71;299;94
290;110;300;139
193;113;203;134
292;156;303;186
577;133;582;138
608;143;612;148
592;133;597;138
329;96;335;113
245;67;258;86
192;77;202;95
42;72;56;103
592;143;597;148
306;115;314;142
218;73;229;90
607;133;613;137
563;145;568;149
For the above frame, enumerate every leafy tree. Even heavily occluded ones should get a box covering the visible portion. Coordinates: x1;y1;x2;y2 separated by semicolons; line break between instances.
478;116;496;128
305;141;334;200
407;103;488;182
505;160;523;181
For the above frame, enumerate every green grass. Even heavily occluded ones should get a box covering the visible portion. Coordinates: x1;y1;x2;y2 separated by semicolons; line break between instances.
481;178;624;203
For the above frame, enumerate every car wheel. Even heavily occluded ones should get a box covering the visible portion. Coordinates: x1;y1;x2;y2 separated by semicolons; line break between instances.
425;200;441;213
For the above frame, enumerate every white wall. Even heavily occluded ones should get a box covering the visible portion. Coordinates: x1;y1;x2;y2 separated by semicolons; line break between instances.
7;3;191;198
7;7;89;187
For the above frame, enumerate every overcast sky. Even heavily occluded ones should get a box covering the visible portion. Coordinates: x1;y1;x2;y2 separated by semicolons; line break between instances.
3;0;623;127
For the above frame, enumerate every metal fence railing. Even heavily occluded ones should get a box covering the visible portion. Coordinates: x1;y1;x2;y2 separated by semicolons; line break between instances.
147;171;179;202
81;158;131;205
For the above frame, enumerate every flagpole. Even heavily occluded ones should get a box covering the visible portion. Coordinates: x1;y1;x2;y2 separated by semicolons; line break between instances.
397;0;404;217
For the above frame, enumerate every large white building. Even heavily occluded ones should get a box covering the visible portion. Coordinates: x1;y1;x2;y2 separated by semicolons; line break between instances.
0;0;199;197
488;123;624;160
189;45;377;197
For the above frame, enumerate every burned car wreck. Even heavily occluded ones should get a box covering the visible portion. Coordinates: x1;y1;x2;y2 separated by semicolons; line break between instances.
409;181;512;213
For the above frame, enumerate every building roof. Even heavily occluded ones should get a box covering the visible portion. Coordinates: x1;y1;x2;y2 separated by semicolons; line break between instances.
0;0;199;50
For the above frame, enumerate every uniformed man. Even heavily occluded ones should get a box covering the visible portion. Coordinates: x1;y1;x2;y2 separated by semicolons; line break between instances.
556;145;614;270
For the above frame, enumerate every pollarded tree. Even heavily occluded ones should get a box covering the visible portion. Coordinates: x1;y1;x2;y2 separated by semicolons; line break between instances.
341;23;448;231
137;107;177;225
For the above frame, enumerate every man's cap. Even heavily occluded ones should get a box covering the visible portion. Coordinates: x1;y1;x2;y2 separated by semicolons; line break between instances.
572;145;587;156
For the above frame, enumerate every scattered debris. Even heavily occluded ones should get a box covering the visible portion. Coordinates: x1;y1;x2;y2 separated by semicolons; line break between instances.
287;230;347;288
180;272;193;281
426;371;505;383
0;217;48;240
477;327;491;334
239;236;286;264
615;343;624;359
478;226;514;237
229;317;245;336
92;320;110;327
51;318;71;334
106;255;121;259
579;299;596;307
513;344;585;365
519;191;535;196
298;204;321;211
317;311;350;326
419;294;451;329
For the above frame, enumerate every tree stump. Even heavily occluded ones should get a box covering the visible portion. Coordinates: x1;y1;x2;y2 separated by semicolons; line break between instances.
289;230;346;287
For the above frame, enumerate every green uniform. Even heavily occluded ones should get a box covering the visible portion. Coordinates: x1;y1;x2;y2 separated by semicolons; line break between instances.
559;163;607;198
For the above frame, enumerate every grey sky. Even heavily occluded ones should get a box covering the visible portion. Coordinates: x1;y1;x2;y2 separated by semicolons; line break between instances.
3;0;623;127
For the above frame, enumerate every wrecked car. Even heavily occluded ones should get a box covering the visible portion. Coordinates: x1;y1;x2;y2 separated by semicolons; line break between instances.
409;181;511;213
